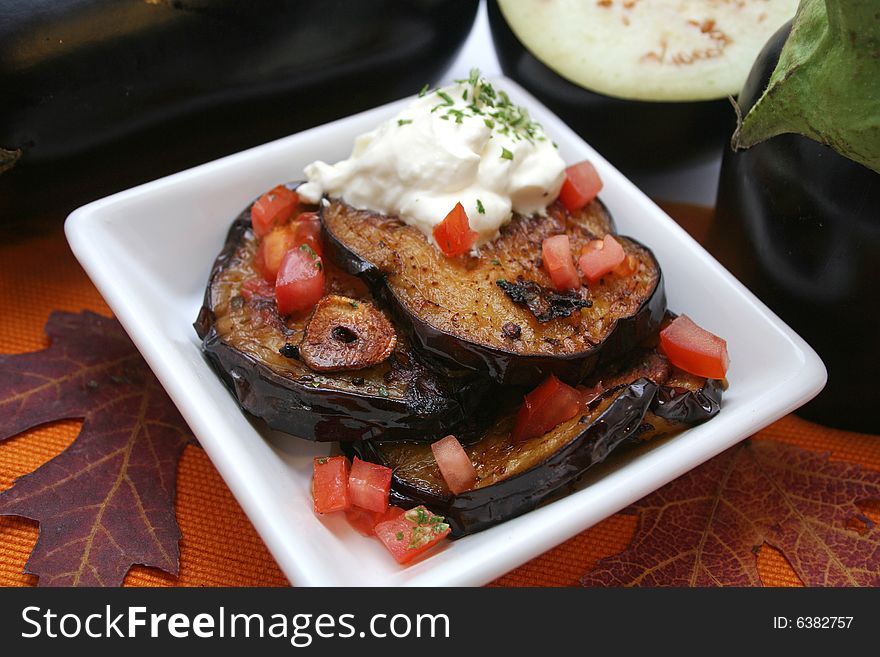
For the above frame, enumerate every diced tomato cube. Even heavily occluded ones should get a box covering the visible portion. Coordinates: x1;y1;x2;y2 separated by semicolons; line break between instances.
239;277;275;302
433;202;478;257
274;245;325;315
374;506;451;564
578;234;626;284
348;457;392;513
558;161;603;212
542;234;581;291
431;435;477;494
511;374;583;443
312;456;350;514
255;225;297;282
345;505;406;537
291;211;323;257
659;315;730;379
251;185;299;238
344;506;384;536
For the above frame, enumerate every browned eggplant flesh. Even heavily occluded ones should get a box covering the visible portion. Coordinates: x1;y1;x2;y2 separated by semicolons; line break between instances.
194;199;494;442
349;346;721;536
322;198;666;385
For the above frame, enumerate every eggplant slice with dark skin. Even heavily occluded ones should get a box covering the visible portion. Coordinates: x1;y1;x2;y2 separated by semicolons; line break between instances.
348;345;721;536
194;196;495;443
322;197;666;387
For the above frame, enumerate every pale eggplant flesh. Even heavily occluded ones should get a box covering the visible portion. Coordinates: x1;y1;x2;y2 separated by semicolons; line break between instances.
487;0;797;174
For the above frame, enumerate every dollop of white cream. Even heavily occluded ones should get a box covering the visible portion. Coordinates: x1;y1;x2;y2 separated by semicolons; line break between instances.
297;80;566;248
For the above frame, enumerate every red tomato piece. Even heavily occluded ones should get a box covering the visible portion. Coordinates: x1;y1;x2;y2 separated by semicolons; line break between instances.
511;374;583;443
312;456;350;514
431;435;477;494
578;234;626;283
239;277;275;302
432;202;478;257
348;457;392;513
255;225;297;282
274;245;325;315
345;505;406;537
374;506;451;564
251;185;299;238
659;315;730;379
542;234;581;291
558;161;603;212
578;382;604;407
291;211;323;256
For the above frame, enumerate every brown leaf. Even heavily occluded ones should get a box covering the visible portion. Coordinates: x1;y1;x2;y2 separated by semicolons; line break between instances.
0;311;192;586
581;440;880;587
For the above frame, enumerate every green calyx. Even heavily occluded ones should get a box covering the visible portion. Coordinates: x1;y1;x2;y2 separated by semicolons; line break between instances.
732;0;880;174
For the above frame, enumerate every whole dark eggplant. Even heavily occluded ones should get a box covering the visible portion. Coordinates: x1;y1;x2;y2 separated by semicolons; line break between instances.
0;0;477;225
486;0;730;175
711;22;880;433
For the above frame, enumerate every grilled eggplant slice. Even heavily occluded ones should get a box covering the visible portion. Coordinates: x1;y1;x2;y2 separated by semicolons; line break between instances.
194;203;492;442
323;198;666;386
349;348;721;536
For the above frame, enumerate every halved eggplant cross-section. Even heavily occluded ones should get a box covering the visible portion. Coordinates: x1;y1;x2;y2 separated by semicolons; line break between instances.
194;197;495;442
301;295;397;372
347;342;721;536
322;198;666;386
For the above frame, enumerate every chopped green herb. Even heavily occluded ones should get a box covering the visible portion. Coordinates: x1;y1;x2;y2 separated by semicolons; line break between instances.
420;69;547;144
476;199;485;214
378;386;389;397
418;83;430;97
311;381;321;388
395;531;404;541
501;147;514;160
491;258;501;266
316;457;328;465
397;118;413;126
349;300;359;309
435;90;454;106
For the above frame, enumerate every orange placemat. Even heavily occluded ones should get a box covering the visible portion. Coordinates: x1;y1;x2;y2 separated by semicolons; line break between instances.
1;211;877;587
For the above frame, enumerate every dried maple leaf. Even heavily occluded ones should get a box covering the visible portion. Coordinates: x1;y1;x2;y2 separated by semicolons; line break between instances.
581;440;880;587
0;311;192;586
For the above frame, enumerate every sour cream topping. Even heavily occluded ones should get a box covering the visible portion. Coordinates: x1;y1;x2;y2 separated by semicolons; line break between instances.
297;75;566;248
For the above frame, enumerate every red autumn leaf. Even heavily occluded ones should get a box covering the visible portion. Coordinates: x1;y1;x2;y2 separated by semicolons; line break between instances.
581;440;880;587
0;311;192;586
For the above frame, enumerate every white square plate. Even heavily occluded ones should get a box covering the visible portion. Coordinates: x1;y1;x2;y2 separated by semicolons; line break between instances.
65;77;825;586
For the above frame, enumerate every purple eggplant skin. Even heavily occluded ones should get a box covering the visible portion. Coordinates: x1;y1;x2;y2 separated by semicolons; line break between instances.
322;200;667;387
486;0;730;176
0;0;477;226
652;378;722;426
710;23;880;433
347;375;720;537
194;206;495;443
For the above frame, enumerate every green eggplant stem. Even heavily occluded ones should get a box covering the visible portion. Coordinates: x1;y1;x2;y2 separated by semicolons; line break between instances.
732;0;880;174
